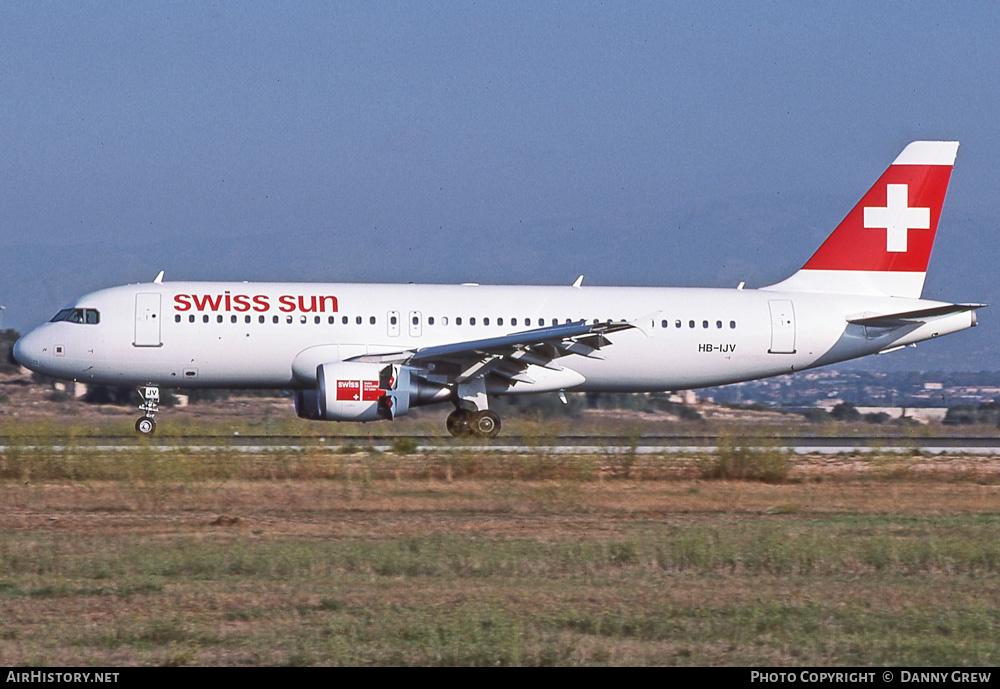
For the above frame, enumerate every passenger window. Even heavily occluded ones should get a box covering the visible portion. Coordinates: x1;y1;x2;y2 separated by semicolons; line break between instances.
245;315;251;324
342;316;348;325
412;316;419;325
428;316;435;325
203;315;210;323
498;317;503;326
470;317;476;326
391;315;397;325
441;316;448;326
456;317;463;325
689;320;695;328
484;317;490;326
675;320;681;328
511;318;517;326
314;316;321;324
286;316;293;324
716;320;722;329
703;320;708;328
189;315;195;323
273;315;279;324
231;315;237;324
730;321;737;329
370;316;376;325
260;315;266;324
355;316;362;325
175;315;181;323
661;319;668;328
328;316;334;324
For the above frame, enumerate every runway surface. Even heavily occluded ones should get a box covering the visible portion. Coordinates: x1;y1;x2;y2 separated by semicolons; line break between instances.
5;434;1000;455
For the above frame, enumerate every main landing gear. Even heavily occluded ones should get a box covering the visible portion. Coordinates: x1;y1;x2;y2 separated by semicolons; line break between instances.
446;409;502;438
135;384;160;435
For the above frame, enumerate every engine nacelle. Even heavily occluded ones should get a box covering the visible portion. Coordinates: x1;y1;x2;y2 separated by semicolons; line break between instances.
294;362;416;422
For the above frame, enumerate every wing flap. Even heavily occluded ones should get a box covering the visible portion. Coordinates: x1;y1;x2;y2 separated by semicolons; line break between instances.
346;320;632;391
348;320;631;365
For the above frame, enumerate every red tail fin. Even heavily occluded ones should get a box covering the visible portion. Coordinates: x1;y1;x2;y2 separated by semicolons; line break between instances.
766;141;958;298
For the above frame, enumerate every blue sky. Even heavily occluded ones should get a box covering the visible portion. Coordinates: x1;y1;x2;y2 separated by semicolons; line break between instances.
2;1;999;367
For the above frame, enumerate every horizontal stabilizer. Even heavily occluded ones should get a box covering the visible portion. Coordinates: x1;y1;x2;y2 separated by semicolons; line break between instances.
847;303;985;327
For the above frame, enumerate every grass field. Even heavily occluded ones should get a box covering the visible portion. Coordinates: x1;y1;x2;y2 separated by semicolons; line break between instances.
0;437;998;666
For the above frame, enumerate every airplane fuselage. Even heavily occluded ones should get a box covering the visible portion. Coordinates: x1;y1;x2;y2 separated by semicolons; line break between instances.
15;281;975;393
12;141;981;437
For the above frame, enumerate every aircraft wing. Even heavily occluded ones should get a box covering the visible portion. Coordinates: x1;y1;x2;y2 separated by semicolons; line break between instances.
348;320;633;385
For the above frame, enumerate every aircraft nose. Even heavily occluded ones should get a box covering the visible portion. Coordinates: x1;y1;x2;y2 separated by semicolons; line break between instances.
12;330;39;370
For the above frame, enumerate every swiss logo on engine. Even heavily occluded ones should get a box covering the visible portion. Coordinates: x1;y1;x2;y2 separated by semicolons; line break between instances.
336;380;361;401
336;380;381;402
362;380;381;401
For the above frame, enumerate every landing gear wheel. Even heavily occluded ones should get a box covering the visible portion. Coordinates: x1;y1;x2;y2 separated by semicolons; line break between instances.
135;384;161;435
446;409;471;437
472;410;501;438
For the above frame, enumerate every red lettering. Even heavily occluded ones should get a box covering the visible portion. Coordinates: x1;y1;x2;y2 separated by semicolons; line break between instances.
177;291;336;313
318;295;338;313
192;294;224;311
298;295;317;313
233;294;250;312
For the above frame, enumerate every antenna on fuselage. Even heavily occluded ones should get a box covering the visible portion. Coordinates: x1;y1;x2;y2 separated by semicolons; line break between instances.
153;271;164;284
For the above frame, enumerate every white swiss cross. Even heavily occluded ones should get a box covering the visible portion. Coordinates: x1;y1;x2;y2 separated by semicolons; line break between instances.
863;184;930;253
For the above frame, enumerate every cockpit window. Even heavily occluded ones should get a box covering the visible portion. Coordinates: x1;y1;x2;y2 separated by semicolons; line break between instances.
50;308;100;324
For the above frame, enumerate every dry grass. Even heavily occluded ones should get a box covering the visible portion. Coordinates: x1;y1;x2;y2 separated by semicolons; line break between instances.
0;443;999;666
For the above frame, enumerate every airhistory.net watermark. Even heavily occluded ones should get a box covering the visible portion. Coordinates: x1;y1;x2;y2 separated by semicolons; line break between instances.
5;672;119;683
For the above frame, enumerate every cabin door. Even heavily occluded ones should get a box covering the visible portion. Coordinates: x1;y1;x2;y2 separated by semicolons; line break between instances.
134;293;162;347
768;300;796;354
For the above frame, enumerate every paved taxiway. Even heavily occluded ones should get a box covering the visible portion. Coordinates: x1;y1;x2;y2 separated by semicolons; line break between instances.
5;434;1000;455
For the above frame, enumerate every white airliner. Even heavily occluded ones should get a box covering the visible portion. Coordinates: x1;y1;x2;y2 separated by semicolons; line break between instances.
13;141;982;437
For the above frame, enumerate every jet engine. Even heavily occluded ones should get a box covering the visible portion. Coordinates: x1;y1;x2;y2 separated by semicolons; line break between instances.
294;361;419;421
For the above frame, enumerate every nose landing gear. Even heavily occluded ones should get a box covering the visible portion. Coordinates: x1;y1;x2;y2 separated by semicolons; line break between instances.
135;384;160;435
